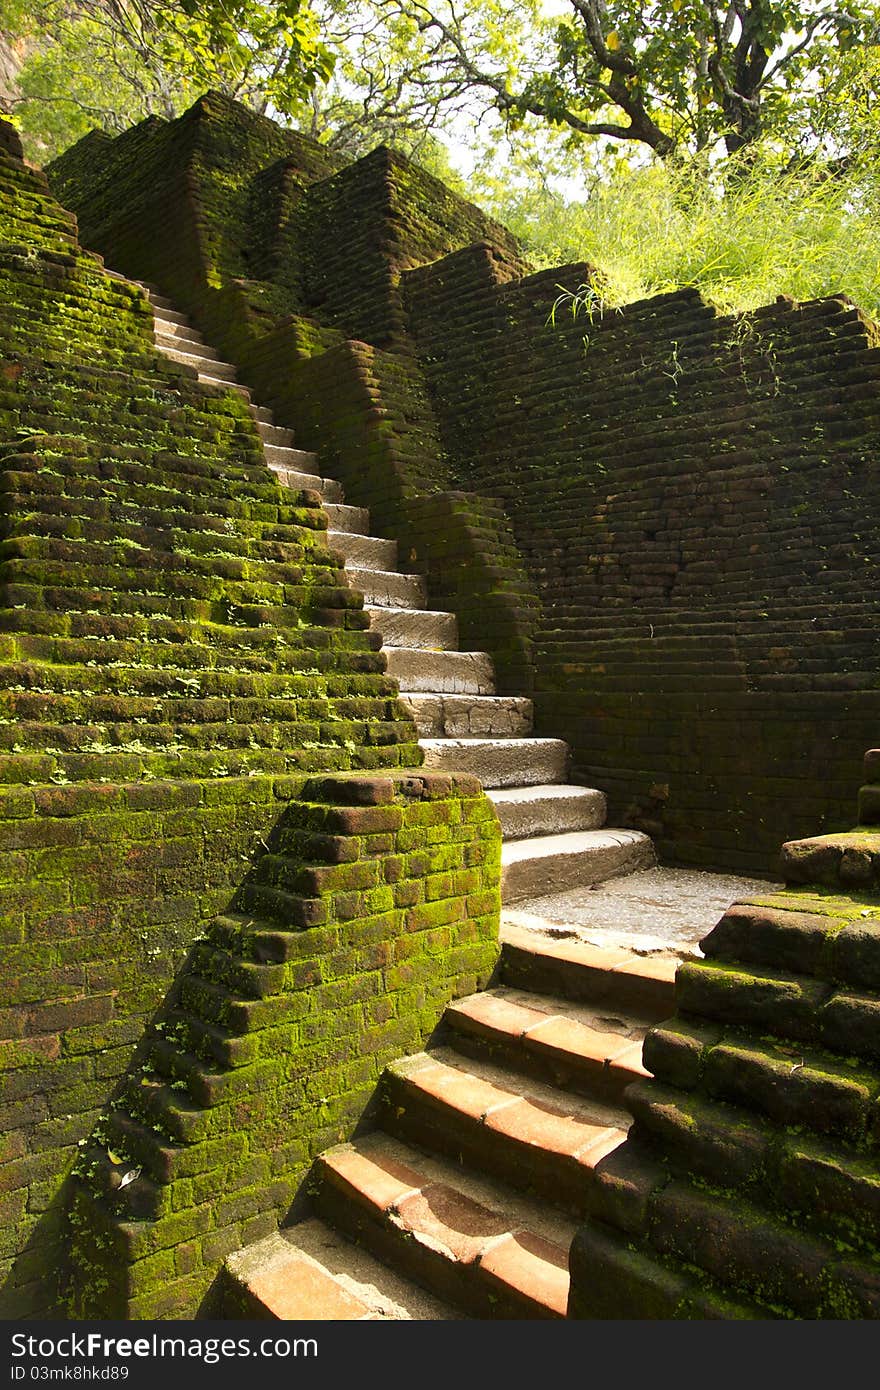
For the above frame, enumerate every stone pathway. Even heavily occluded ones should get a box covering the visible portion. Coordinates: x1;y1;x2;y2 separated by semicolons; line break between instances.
503;865;780;955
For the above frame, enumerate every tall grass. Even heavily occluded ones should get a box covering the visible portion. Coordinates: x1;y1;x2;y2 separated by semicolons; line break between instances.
479;154;880;319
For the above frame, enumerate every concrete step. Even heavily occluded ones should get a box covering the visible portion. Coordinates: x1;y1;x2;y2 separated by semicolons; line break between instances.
312;1133;574;1319
324;502;370;534
329;531;397;571
384;649;495;695
488;784;606;839
443;988;650;1105
499;927;678;1021
501;828;656;902
270;466;344;503
346;567;427;610
367;606;458;650
223;1219;460;1320
419;737;568;789
379;1048;627;1216
398;693;533;738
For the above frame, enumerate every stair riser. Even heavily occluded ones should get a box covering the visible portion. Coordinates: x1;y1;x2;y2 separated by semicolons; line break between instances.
378;1076;615;1217
312;1183;561;1319
443;1027;645;1106
491;790;606;838
500;943;676;1021
330;533;398;570
348;569;428;610
421;740;567;789
501;836;655;902
368;609;458;650
324;503;371;535
385;650;495;695
400;695;533;739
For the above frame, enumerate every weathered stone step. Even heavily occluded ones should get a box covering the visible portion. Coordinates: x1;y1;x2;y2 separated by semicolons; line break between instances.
419;736;567;789
198;373;252;399
223;1221;461;1320
367;606;458;650
501;828;656;902
161;345;237;379
149;305;189;328
152;315;203;340
263;442;319;471
398;692;533;738
328;530;398;570
271;465;344;503
249;405;273;425
311;1132;574;1319
324;502;370;534
379;1048;627;1215
499;928;678;1021
255;421;295;448
346;567;427;610
384;648;495;695
444;988;649;1104
488;784;606;839
155;330;219;360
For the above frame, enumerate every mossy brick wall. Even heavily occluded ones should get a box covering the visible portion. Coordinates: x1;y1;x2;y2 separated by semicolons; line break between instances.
48;95;540;698
64;769;500;1320
0;131;423;1317
568;756;880;1318
403;249;880;873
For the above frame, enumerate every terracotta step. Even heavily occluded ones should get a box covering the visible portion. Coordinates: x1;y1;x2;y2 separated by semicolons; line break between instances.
379;1047;627;1214
312;1132;574;1318
223;1219;461;1320
444;987;650;1103
499;926;678;1021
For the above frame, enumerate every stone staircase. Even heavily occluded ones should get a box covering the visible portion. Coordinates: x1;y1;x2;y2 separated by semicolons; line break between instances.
134;279;654;903
222;930;677;1319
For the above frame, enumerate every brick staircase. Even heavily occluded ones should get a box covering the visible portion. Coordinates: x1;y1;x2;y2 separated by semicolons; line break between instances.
221;929;677;1319
129;277;655;903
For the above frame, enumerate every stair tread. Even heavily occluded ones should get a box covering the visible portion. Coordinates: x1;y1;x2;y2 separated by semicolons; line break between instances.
501;827;651;863
389;1046;630;1146
316;1131;575;1316
226;1220;462;1320
488;783;600;804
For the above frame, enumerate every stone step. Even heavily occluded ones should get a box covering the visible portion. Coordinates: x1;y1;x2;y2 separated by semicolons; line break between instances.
146;290;173;311
329;531;397;571
249;405;273;424
499;928;678;1022
501;828;657;902
197;373;251;399
155;330;218;359
255;421;295;448
444;988;650;1105
312;1132;574;1319
367;606;458;650
346;567;427;610
419;737;568;789
324;502;370;534
161;346;238;379
379;1048;627;1215
263;442;319;471
488;784;606;839
384;648;495;695
398;692;533;738
270;465;344;503
151;315;200;340
223;1220;461;1320
150;306;188;328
